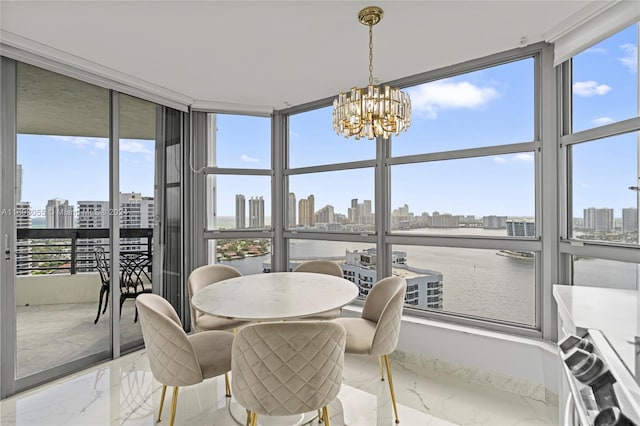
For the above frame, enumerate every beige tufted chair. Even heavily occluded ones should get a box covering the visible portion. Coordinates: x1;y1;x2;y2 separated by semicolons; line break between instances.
334;276;407;424
187;264;250;332
293;260;344;320
136;293;234;426
232;320;347;426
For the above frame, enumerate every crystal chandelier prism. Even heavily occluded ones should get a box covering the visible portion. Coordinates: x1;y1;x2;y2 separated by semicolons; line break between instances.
332;6;411;140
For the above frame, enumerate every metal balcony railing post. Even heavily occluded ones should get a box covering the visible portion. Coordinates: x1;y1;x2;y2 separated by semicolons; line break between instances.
70;230;77;275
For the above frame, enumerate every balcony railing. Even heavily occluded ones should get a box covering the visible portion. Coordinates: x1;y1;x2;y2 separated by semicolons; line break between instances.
16;228;153;275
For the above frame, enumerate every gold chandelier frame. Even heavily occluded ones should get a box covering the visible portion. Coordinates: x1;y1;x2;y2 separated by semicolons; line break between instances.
332;6;412;140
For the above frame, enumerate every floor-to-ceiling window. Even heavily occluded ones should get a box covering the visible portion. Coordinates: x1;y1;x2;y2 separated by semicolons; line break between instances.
201;112;273;275
389;56;539;329
281;46;543;334
561;22;640;289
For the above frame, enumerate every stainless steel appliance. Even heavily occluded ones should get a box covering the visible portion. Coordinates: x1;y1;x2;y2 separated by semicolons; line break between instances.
559;329;640;426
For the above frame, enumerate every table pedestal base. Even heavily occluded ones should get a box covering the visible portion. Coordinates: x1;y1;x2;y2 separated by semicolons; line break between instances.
228;400;318;425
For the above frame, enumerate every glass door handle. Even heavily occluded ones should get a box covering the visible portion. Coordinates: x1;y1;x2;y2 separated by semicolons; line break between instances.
4;233;10;261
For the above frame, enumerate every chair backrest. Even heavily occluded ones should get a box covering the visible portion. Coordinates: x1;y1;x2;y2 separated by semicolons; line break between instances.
232;321;346;416
187;264;242;328
136;293;203;387
93;247;110;283
361;276;407;356
293;260;343;278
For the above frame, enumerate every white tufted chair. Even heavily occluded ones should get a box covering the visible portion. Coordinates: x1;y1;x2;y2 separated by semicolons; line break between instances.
136;293;234;426
334;276;407;424
187;264;250;332
293;260;344;320
232;320;347;426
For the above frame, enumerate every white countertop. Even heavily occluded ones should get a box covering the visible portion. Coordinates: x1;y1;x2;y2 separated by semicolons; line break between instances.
553;285;640;378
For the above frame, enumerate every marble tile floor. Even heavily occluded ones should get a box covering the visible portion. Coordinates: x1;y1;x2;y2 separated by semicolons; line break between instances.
0;349;558;426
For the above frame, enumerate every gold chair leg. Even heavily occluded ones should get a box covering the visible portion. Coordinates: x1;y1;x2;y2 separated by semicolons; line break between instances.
323;406;331;426
378;356;385;381
245;410;251;426
251;412;258;426
317;408;323;423
383;355;400;424
169;386;180;426
224;372;232;397
157;384;167;422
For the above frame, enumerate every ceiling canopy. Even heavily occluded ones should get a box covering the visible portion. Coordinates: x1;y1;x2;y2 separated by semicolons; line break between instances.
0;1;616;113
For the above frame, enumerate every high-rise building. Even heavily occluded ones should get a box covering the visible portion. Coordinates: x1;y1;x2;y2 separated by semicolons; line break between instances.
235;194;246;228
16;201;31;229
622;208;638;233
249;196;264;228
506;220;536;237
308;194;315;226
342;248;444;309
483;215;507;229
15;201;31;275
298;195;315;226
77;200;109;272
77;193;154;271
349;198;360;224
583;207;614;232
120;192;154;252
46;198;74;228
362;199;372;225
315;205;335;223
288;193;296;227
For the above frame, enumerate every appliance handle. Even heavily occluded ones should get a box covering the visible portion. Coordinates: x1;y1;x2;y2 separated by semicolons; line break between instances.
564;394;577;426
560;350;592;425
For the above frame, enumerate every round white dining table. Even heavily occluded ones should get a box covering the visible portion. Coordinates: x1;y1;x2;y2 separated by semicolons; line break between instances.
191;271;359;321
191;271;358;426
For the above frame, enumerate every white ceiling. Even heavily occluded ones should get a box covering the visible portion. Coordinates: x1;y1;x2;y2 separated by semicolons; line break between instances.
0;1;613;112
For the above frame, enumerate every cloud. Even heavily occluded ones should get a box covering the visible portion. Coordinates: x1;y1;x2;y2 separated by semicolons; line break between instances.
493;157;507;164
409;79;499;119
572;81;611;97
593;117;615;126
120;140;152;154
514;153;534;162
619;43;637;73
51;135;105;149
584;47;607;54
581;183;590;189
241;154;260;163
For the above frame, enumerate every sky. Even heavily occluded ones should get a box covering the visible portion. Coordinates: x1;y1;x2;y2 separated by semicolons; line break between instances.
17;23;639;221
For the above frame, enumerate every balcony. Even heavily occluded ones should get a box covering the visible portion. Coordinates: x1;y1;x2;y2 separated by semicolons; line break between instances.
15;228;153;378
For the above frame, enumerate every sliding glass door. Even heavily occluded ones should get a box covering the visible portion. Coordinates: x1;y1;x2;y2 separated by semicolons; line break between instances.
0;58;170;398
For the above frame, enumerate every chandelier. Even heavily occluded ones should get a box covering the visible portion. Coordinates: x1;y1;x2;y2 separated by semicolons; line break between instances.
332;6;411;140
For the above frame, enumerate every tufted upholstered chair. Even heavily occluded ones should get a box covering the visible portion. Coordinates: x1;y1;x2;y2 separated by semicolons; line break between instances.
187;264;249;332
334;276;407;424
136;293;234;426
231;320;347;426
293;260;344;320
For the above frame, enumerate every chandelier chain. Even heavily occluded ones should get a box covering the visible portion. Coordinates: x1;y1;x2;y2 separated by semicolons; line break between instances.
368;24;374;86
